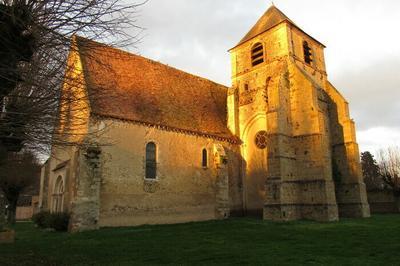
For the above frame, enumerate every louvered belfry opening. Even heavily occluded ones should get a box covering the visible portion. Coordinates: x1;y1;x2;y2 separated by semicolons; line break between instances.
251;43;264;66
303;41;313;65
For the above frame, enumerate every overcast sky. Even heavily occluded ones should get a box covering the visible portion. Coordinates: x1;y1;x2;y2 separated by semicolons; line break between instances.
130;0;400;154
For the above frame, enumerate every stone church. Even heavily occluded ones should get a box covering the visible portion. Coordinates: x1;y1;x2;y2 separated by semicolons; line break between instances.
39;5;370;232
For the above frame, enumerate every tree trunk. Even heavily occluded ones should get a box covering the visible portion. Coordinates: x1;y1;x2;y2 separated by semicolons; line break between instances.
395;196;400;213
6;198;18;225
393;189;400;213
0;200;5;230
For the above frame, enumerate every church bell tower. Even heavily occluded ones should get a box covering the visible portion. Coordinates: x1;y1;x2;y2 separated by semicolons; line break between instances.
227;5;370;221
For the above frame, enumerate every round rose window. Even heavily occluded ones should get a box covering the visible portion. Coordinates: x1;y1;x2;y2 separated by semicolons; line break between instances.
255;131;268;149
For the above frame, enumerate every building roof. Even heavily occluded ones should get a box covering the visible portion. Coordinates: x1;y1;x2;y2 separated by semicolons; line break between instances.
74;37;237;142
232;5;325;49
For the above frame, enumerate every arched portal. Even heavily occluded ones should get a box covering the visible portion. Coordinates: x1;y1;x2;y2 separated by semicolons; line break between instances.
52;176;64;213
241;114;268;216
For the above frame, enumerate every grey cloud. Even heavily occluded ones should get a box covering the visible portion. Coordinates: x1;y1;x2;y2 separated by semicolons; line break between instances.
134;0;268;84
130;0;400;135
331;58;400;131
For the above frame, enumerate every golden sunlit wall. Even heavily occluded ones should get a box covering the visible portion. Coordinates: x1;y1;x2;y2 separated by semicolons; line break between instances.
56;39;91;145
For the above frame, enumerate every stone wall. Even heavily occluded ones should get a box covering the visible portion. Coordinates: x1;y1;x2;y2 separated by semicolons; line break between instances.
16;207;33;220
90;120;242;228
367;190;398;214
39;40;92;217
324;82;370;218
41;120;243;231
289;26;327;83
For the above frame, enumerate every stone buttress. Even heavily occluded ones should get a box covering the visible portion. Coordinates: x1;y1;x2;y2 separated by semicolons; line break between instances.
69;147;102;232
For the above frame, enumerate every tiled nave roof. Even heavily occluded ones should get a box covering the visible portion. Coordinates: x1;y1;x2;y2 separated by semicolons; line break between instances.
74;37;237;142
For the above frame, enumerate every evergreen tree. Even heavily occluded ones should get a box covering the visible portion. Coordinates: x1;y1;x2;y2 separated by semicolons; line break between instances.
361;151;383;190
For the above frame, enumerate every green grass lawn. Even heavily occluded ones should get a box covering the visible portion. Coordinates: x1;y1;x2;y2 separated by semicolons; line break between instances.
1;215;400;266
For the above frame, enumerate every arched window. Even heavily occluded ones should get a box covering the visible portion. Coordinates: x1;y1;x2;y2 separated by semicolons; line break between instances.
145;142;157;179
202;148;208;168
303;41;313;65
251;43;264;66
52;176;64;213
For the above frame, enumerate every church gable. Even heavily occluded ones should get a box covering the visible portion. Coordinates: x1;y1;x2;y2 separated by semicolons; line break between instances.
55;39;91;145
74;37;236;142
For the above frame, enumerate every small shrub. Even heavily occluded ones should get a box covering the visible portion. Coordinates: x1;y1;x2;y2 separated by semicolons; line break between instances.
32;211;51;228
49;213;70;232
32;211;70;232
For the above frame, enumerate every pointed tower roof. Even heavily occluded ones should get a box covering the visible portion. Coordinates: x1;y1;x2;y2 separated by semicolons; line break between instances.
232;5;325;49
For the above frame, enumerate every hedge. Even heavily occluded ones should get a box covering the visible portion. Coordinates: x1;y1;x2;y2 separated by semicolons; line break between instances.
32;211;70;232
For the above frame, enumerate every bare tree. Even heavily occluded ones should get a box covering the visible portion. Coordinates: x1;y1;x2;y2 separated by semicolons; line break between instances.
0;0;145;229
377;146;400;211
0;151;40;224
0;0;144;154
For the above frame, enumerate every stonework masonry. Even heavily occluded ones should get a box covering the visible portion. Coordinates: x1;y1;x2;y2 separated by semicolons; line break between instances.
93;121;242;228
367;190;399;213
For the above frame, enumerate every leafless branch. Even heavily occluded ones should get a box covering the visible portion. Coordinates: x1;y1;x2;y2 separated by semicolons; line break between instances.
377;146;400;196
0;0;145;156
